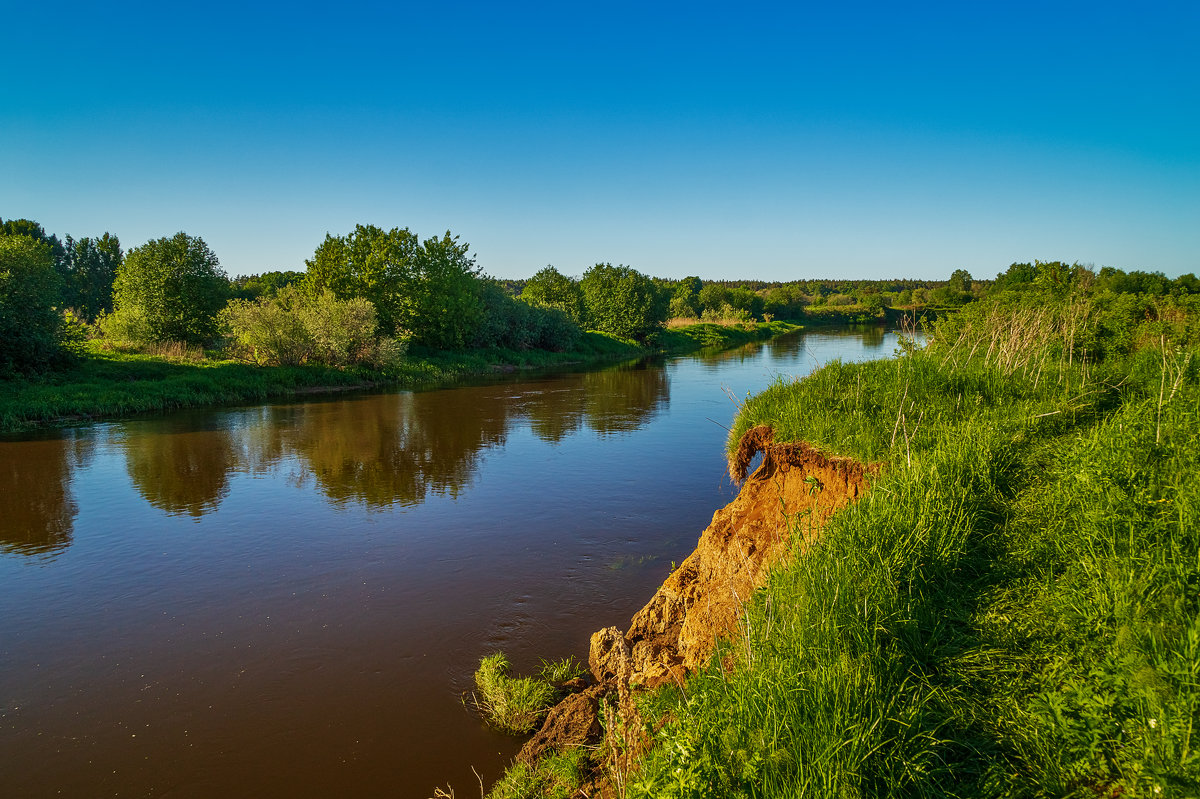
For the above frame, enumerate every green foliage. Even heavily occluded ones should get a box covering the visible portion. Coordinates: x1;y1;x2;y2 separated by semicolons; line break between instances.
222;287;405;370
303;224;419;335
473;652;559;735
0;235;66;374
580;263;668;341
475;280;581;351
520;266;585;325
304;225;483;348
61;233;122;321
669;276;702;318
222;287;312;365
229;270;305;300
110;232;229;345
412;232;485;348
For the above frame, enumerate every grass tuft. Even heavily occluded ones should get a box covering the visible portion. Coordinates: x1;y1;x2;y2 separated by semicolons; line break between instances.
472;653;560;735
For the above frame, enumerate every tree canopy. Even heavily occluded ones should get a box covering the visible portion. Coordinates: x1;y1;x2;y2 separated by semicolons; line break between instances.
579;263;667;341
304;225;483;348
520;266;585;325
0;235;65;373
110;232;229;345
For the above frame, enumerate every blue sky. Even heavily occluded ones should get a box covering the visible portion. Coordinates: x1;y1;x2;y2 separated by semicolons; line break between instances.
3;1;1197;281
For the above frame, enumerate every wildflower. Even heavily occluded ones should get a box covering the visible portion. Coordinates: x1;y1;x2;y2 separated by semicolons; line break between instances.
1149;718;1158;729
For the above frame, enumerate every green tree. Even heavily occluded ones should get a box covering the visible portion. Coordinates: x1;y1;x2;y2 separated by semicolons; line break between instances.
579;263;667;341
304;226;483;348
949;268;973;293
110;232;228;345
304;224;420;335
62;233;122;321
727;286;765;320
520;266;585;325
669;276;702;319
0;235;65;373
411;232;484;349
696;283;729;315
229;270;305;300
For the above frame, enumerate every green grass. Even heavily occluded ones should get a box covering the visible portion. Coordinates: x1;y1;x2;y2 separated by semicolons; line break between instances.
622;292;1200;797
485;747;590;799
538;656;588;685
656;320;800;351
473;652;584;736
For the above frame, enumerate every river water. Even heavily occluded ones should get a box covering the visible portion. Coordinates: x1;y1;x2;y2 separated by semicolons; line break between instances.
0;327;907;798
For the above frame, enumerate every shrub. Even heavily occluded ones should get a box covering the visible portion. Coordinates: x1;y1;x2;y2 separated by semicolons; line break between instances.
222;287;402;369
222;287;313;366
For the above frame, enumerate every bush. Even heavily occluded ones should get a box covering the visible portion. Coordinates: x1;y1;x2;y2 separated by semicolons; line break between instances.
111;232;228;346
0;235;65;373
222;287;405;369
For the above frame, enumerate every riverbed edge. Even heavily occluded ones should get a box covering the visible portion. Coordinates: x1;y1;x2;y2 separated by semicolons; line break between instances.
0;321;800;434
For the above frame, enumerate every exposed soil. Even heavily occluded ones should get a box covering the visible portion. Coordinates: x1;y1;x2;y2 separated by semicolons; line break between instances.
518;425;878;779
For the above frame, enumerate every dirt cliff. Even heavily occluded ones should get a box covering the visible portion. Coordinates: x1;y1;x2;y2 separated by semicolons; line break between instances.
519;426;876;766
589;425;878;689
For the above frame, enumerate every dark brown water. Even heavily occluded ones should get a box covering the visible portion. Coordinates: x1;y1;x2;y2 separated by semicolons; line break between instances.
0;328;908;798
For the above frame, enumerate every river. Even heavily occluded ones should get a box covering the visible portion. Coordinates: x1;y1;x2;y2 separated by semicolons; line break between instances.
0;326;909;798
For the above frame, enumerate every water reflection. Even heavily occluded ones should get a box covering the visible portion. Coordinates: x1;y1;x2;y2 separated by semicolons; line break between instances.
122;425;238;517
6;330;932;539
857;324;886;348
0;433;92;557
287;390;510;509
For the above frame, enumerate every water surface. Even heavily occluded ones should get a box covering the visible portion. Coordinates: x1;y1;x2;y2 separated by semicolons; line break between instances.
0;327;908;798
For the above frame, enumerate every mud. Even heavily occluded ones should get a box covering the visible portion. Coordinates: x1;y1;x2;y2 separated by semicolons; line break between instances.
518;426;877;770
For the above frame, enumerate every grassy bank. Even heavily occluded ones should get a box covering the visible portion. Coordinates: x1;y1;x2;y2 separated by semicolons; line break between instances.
0;321;796;434
621;292;1200;796
488;289;1198;797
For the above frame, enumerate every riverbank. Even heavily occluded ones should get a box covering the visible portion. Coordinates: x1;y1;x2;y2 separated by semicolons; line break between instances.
0;321;798;434
483;289;1200;797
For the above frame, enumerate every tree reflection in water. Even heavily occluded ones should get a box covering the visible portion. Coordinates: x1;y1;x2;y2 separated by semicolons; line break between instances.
0;433;92;557
0;359;673;536
122;424;237;517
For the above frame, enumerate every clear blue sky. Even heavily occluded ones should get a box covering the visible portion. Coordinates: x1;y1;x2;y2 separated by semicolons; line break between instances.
3;1;1197;281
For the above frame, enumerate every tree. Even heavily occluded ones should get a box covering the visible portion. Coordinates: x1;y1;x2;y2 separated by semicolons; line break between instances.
949;268;972;293
304;225;419;335
62;233;122;321
411;232;484;349
110;232;228;345
668;276;702;319
0;235;65;373
520;266;585;325
579;263;667;341
304;225;483;348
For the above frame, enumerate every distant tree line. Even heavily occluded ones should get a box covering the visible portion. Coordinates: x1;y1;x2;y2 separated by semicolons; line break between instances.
3;213;1197;376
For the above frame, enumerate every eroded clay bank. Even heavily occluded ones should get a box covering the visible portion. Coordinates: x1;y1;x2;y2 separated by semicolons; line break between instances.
511;425;879;785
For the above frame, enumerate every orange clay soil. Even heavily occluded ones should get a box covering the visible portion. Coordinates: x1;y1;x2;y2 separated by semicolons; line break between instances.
517;426;878;768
